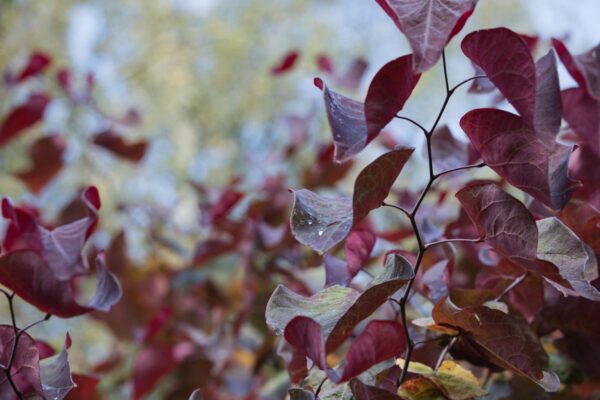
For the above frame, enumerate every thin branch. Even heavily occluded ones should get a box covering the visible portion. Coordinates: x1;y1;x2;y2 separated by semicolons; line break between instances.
394;115;429;136
381;202;411;219
315;376;328;398
495;272;529;301
442;50;450;94
451;75;488;92
1;291;24;400
434;162;486;179
435;336;458;370
425;237;482;250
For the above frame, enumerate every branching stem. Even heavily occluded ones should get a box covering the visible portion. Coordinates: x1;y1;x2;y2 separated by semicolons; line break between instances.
395;50;486;385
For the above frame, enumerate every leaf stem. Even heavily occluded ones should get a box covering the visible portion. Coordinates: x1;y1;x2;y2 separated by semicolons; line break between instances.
495;272;529;301
435;336;458;370
424;237;482;250
394;115;429;136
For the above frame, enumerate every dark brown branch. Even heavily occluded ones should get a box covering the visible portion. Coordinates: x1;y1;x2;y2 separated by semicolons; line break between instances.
394;115;429;136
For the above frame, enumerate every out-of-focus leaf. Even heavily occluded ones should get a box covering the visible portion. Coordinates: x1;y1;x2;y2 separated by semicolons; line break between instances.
350;378;401;400
132;345;177;400
15;134;65;194
14;52;52;83
92;130;148;163
0;251;122;318
0;93;49;147
376;0;478;72
270;50;300;75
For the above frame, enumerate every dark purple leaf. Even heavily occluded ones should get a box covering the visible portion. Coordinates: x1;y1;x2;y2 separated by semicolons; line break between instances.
533;50;562;145
284;317;406;383
433;296;559;391
345;229;376;278
266;253;413;352
562;88;600;155
460;109;578;209
376;0;478;72
0;251;122;318
0;326;42;397
349;378;401;400
291;147;413;253
462;28;536;125
553;39;600;99
430;126;470;173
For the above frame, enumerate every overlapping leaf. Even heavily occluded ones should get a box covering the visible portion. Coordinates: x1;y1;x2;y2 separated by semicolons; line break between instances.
460;109;577;210
284;317;405;383
2;186;100;280
376;0;478;72
15;134;65;194
432;296;559;391
0;251;122;318
316;55;419;162
456;182;600;300
267;254;413;348
291;147;413;253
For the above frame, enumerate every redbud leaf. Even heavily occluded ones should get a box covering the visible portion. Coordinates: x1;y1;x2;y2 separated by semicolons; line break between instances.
376;0;478;72
291;148;413;253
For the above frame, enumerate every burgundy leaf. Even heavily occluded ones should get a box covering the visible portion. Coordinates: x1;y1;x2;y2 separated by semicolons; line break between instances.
553;39;600;99
284;317;405;383
291;147;413;253
562;88;600;155
462;28;536;125
133;345;177;400
15;134;65;194
93;130;148;163
0;326;42;397
430;126;470;173
456;183;537;261
433;297;559;391
376;0;478;72
457;183;597;299
349;378;401;400
0;251;122;318
0;93;49;147
270;50;300;75
344;229;376;278
267;253;413;355
2;186;100;280
533;50;562;145
364;55;421;141
315;77;368;162
66;374;100;399
460;109;578;209
15;52;52;83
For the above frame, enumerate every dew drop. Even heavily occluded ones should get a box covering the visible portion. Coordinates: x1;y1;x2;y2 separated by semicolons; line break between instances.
318;230;323;236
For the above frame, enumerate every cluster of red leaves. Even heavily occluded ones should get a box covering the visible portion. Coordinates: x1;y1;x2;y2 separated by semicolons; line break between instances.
1;1;600;399
266;1;600;399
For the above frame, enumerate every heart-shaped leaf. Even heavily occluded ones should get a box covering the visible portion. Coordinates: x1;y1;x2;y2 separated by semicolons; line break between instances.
376;0;478;72
291;147;413;253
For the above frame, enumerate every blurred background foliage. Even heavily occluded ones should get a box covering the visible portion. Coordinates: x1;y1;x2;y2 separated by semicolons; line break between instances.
1;0;599;398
